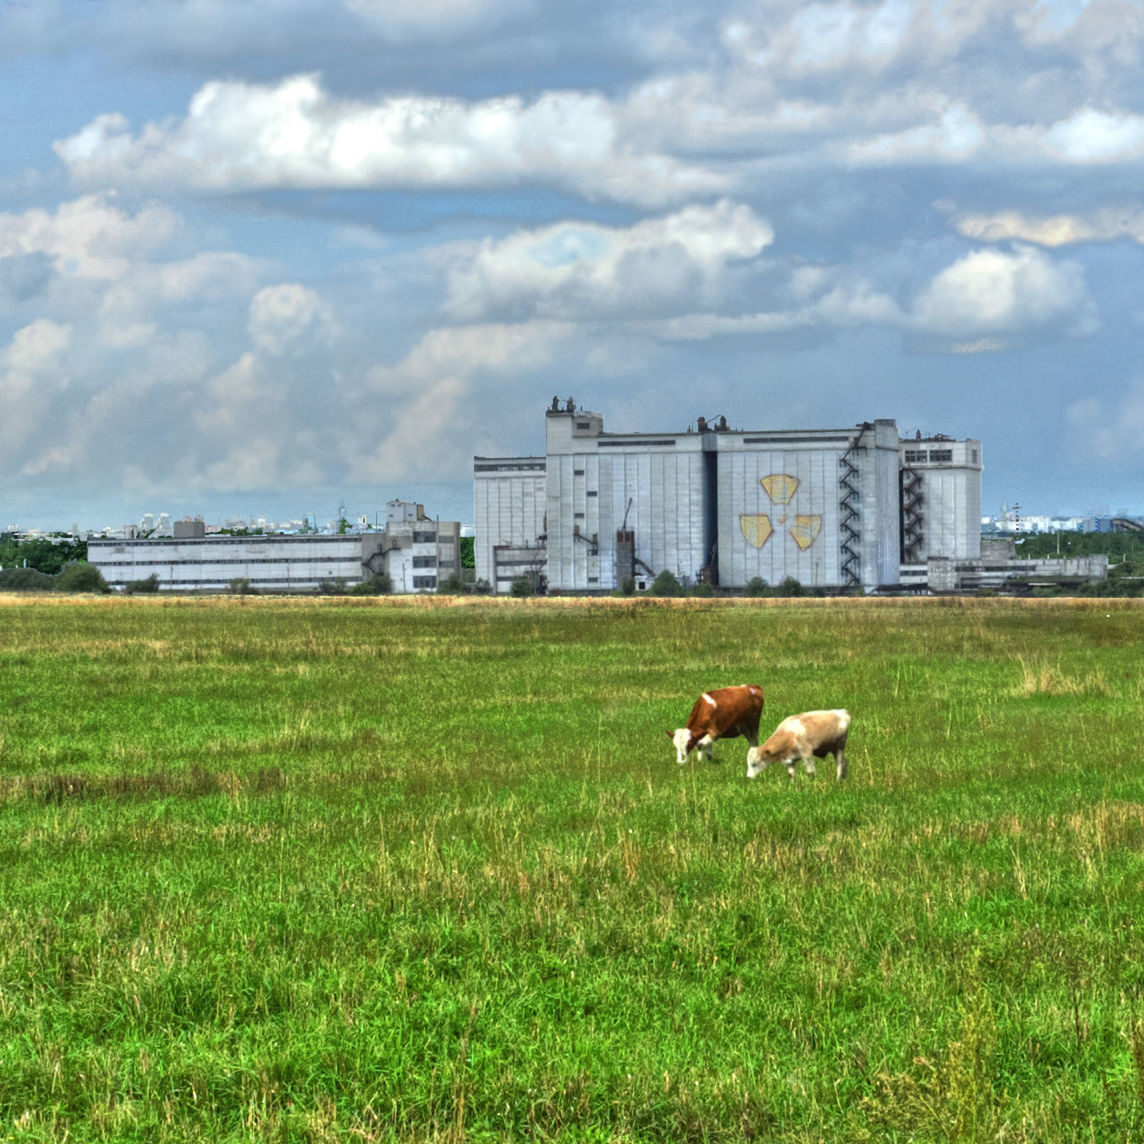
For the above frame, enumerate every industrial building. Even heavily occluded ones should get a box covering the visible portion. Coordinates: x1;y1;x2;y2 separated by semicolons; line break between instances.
474;400;983;593
88;501;460;593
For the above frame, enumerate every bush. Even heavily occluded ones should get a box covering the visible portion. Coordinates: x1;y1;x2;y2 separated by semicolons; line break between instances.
509;576;535;598
0;567;56;592
775;576;805;597
690;582;715;597
54;562;109;594
649;570;683;597
743;576;770;597
349;572;393;596
125;574;160;594
472;579;492;595
619;576;636;596
229;578;257;596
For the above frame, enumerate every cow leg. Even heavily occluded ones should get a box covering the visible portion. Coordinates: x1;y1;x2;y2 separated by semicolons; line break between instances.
698;733;715;762
801;749;817;778
835;748;848;780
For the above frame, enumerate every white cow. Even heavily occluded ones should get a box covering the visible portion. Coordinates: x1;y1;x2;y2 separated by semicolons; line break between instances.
746;709;850;781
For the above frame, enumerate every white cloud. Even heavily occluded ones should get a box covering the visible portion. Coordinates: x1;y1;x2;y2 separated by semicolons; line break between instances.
850;103;986;163
1042;106;1144;162
1067;379;1144;458
6;318;73;374
953;205;1144;246
248;283;332;355
910;245;1095;338
54;74;725;206
0;194;178;280
445;200;773;320
785;0;915;70
351;321;570;480
0;320;74;464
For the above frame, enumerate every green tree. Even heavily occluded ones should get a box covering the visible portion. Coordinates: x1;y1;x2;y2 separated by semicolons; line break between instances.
649;570;683;597
125;574;161;594
509;575;534;598
776;576;805;597
0;567;55;591
350;572;393;595
14;537;87;576
459;536;475;570
54;563;109;593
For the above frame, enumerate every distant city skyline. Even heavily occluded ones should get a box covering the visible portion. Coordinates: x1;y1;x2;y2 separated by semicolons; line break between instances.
4;4;1144;527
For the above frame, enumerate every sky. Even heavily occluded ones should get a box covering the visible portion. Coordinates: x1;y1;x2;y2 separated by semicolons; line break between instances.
3;0;1144;531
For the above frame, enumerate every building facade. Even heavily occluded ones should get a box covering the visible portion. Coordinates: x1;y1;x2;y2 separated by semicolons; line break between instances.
89;533;369;593
364;500;461;593
474;401;983;593
90;501;461;593
472;455;548;593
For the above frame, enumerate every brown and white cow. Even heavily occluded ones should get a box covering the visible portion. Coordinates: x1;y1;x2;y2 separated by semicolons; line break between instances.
668;684;765;766
746;709;850;781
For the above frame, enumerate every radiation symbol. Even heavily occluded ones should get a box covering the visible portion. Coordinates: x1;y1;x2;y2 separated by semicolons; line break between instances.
739;474;823;550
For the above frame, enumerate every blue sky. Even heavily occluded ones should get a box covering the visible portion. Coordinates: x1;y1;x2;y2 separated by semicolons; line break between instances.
3;0;1144;530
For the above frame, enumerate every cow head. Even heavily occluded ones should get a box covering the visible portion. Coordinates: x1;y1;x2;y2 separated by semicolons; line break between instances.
746;743;783;779
669;727;695;764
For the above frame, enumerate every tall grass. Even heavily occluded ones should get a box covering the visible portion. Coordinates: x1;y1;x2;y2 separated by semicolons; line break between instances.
1;595;1142;1141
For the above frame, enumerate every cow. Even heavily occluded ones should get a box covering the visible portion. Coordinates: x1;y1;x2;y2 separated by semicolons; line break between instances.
668;684;765;766
746;709;850;781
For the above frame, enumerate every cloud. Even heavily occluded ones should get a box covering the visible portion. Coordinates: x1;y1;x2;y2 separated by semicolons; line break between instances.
54;74;725;206
0;194;179;280
0;320;74;464
351;321;570;480
6;318;73;374
849;103;986;163
952;205;1144;247
445;200;773;321
1067;379;1144;458
1043;106;1144;162
910;245;1095;339
248;283;333;355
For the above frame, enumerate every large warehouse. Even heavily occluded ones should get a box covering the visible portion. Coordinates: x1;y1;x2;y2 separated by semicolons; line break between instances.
89;501;461;593
474;400;982;593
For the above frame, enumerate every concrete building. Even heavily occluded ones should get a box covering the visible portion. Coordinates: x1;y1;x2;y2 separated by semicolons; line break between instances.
365;500;461;593
474;400;980;593
472;455;547;593
899;436;983;562
90;500;461;593
89;533;372;593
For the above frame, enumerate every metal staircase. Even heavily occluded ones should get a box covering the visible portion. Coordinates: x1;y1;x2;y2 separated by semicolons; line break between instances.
900;467;925;563
839;447;861;588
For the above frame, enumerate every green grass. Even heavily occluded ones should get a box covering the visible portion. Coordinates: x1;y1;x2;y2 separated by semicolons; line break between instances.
1;595;1143;1142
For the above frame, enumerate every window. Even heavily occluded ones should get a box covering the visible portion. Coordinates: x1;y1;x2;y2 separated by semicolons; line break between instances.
930;449;953;463
413;576;437;589
573;468;585;476
904;450;927;463
586;490;597;497
412;531;436;543
575;422;591;430
412;556;436;568
971;449;978;463
574;512;585;519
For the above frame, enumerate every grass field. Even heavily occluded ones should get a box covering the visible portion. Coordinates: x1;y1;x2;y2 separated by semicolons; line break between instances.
1;594;1143;1143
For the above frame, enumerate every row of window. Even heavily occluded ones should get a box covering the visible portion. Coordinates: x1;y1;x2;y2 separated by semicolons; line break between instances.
903;449;956;464
94;557;357;567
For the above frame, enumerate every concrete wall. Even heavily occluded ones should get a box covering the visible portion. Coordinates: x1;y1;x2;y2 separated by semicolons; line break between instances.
89;535;366;592
473;457;546;589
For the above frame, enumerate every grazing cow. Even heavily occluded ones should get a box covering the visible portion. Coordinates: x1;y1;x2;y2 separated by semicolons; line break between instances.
746;709;850;781
668;684;765;766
